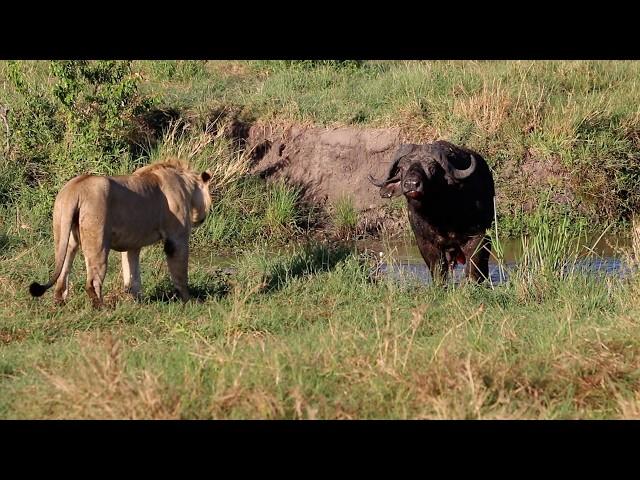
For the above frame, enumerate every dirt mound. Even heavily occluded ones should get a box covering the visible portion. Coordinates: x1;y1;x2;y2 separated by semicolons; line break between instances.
247;123;403;211
244;122;582;234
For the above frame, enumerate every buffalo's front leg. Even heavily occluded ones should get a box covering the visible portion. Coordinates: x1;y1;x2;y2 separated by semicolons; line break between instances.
463;235;491;283
415;238;448;285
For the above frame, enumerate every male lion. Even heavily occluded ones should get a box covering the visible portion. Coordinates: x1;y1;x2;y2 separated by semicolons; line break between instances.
29;159;213;307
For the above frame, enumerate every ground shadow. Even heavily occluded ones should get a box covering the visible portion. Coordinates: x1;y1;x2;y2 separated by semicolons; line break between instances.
205;105;255;148
145;270;233;304
128;104;257;160
262;243;353;294
128;107;183;158
0;232;24;256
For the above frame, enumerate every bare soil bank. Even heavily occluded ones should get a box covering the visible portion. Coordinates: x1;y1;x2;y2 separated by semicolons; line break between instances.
240;121;575;233
248;123;403;211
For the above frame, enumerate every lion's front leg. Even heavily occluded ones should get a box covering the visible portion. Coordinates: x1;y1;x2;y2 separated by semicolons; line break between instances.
164;237;191;302
122;249;142;299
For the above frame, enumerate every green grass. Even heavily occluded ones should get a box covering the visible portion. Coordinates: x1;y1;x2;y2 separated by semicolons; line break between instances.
263;180;304;237
0;61;640;233
331;195;359;236
190;177;312;252
1;226;640;419
3;60;640;233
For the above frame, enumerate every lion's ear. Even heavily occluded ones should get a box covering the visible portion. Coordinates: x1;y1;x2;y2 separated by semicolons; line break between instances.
201;170;212;184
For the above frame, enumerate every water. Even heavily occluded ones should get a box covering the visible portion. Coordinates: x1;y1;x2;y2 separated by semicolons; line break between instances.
191;232;636;286
358;233;635;285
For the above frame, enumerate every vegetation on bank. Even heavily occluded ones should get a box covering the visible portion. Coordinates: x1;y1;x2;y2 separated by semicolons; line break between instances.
2;60;640;246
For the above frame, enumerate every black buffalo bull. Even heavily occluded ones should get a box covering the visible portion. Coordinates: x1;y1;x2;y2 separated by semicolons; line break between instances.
369;140;495;283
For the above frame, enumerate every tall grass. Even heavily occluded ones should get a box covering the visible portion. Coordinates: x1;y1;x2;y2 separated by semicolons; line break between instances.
488;196;507;286
518;212;583;281
331;195;359;236
142;119;251;189
263;181;303;236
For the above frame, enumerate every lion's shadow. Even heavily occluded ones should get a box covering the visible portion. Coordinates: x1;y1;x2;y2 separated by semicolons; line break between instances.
261;243;353;294
145;269;233;304
143;244;354;303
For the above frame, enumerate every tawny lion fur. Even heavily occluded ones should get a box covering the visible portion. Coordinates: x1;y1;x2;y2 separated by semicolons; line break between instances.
29;159;213;307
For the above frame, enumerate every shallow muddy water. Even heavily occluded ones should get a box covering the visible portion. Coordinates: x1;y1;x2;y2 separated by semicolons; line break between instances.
357;233;635;285
192;232;636;286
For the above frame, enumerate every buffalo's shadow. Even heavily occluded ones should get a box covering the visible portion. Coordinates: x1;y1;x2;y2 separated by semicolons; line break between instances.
261;243;352;294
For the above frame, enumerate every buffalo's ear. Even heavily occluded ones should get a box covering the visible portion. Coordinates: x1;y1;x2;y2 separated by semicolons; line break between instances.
201;170;212;184
379;180;403;199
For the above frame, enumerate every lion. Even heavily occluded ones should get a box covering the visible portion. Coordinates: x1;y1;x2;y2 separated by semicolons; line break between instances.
29;159;213;307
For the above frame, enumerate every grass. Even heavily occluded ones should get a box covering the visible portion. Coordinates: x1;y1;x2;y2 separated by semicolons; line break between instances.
331;195;359;237
263;181;304;237
1;221;640;419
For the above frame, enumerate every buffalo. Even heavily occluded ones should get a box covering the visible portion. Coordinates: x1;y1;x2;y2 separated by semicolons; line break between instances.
369;140;495;283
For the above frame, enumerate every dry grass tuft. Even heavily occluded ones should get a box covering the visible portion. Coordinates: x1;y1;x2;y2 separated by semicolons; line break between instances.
453;79;513;135
149;118;252;190
38;333;181;419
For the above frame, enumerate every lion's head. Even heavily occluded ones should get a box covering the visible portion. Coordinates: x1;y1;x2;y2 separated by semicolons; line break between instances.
191;170;213;227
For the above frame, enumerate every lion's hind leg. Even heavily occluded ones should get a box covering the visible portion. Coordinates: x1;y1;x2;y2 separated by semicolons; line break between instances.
53;225;80;304
80;225;110;309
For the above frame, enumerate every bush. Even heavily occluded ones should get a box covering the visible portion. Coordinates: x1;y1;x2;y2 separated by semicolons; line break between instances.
3;61;155;234
7;61;154;186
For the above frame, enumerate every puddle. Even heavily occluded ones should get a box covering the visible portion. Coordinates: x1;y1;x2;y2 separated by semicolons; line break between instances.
358;233;636;285
190;232;637;286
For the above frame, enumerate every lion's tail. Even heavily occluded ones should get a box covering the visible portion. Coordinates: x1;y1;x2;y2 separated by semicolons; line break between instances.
29;195;79;298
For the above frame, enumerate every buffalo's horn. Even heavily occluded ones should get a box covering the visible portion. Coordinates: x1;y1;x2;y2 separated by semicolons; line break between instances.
368;173;400;187
449;154;477;180
369;144;418;187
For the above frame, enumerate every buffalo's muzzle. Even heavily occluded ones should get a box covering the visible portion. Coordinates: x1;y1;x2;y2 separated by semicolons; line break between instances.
405;190;423;199
403;179;421;191
403;179;423;199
